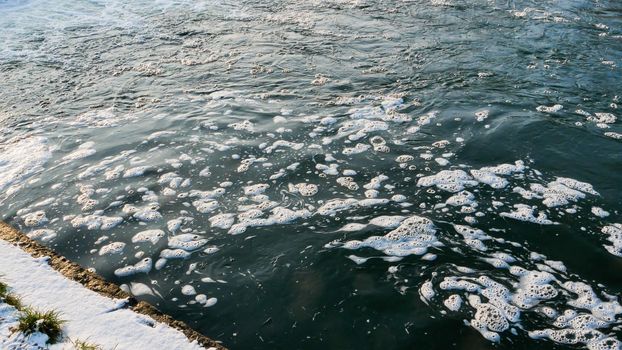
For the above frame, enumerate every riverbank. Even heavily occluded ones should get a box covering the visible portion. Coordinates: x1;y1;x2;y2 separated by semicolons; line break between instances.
0;222;225;350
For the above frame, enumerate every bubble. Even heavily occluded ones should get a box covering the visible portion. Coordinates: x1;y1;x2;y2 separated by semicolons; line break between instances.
342;143;371;155
71;214;123;230
123;166;150;178
209;213;236;229
0;136;52;199
592;207;610;218
417;170;478;193
500;204;554;225
160;249;192;259
420;281;435;301
536;104;563;113
99;242;126;256
289;183;319;196
181;285;197;296
601;224;622;257
114;258;152;277
63;141;96;161
132;229;165;245
168;234;208;251
443;294;463;311
27;229;57;242
22;210;49;227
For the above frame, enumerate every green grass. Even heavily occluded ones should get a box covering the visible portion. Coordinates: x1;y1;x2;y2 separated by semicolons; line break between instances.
4;293;22;309
0;280;22;309
72;338;103;350
0;281;7;297
1;280;66;344
17;308;65;344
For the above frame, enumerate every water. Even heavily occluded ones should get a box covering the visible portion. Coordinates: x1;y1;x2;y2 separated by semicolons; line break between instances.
0;0;621;349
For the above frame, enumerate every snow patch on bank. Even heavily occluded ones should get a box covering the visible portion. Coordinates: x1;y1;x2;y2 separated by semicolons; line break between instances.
0;240;208;349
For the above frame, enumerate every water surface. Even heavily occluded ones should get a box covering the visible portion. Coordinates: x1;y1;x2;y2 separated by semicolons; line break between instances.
1;0;621;349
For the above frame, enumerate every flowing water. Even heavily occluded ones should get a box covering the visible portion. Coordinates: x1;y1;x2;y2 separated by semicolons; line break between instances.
1;0;621;349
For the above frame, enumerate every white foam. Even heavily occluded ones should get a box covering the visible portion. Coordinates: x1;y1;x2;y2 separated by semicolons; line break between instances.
132;229;165;245
391;194;407;202
0;136;52;198
417;170;478;193
77;150;136;180
21;210;49;227
339;215;440;257
123;166;150;178
396;155;414;163
602;224;622;257
470;170;509;189
203;246;219;254
133;206;163;222
114;258;152;277
192;199;219;214
71;215;123;230
592;207;610;218
26;229;57;242
147;130;176;140
317;198;359;216
243;184;269;196
209;213;236;229
475;110;489;122
336;177;358;190
443;294;463;311
228;120;254;132
63;141;96;161
316;163;339;175
604;132;622;140
587;113;616;125
99;242;126;256
364;174;388;190
420;281;435;301
368;215;406;228
337;119;389;141
339;223;367;232
500;204;554;225
264;140;304;154
0;241;202;349
342;143;371;155
168;234;208;251
289;183;319;196
181;285;196;296
160;249;191;259
167;218;183;233
536;104;563;113
454;224;491;251
446;191;476;207
435;158;449;166
203;297;218;307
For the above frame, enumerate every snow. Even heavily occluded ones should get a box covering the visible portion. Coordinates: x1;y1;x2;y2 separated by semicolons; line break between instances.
0;240;208;349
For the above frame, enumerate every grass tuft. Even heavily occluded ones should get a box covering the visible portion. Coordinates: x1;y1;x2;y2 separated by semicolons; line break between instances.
0;281;7;297
72;338;103;350
4;294;22;309
0;281;22;309
17;308;65;344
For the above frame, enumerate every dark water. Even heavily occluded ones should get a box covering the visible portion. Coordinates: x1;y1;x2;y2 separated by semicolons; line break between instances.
1;0;621;349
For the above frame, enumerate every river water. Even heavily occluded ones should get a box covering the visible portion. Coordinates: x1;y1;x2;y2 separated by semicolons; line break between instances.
1;0;621;349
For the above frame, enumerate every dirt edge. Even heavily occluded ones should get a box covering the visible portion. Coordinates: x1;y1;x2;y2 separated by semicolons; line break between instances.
0;221;226;350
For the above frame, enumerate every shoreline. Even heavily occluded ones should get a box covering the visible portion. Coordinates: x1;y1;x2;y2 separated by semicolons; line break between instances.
0;221;226;350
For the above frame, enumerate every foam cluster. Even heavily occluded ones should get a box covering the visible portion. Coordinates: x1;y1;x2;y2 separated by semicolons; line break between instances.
334;215;440;257
415;220;622;349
